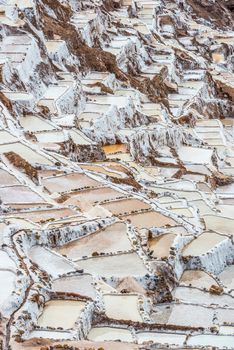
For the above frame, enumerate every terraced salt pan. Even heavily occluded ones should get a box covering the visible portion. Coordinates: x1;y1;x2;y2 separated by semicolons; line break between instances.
28;246;75;277
101;198;151;216
0;169;19;186
103;294;143;322
35;131;66;143
122;211;176;229
56;222;132;259
88;327;133;342
178;146;213;164
173;287;234;307
0;142;53;165
0;186;45;204
180;270;218;289
8;208;77;223
29;330;71;340
149;233;176;259
38;300;86;329
0;270;15;307
218;265;234;290
103;144;128;154
137;332;186;346
52;274;95;299
182;232;227;256
42;173;100;193
19;116;55;132
153;303;214;328
0;130;17;144
203;215;234;235
80;164;125;179
63;187;124;206
76;252;148;277
187;334;234;348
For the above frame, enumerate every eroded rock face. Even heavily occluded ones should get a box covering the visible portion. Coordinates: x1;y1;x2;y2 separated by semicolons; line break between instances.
1;0;234;350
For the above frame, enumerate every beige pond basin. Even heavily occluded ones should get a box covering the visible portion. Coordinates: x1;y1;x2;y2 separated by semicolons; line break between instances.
178;146;213;164
188;199;214;216
173;287;234;308
152;303;214;328
187;334;234;348
0;186;45;205
0;130;18;144
80;164;124;179
137;332;186;346
218;265;234;290
42;173;100;193
103;144;128;155
29;329;71;340
182;232;227;256
0;142;53;165
203;215;234;235
19;115;55;132
180;270;218;289
88;327;133;342
9;208;77;223
0;169;19;186
28;246;75;277
0;270;15;307
52;274;95;299
56;222;132;259
76;253;148;277
101;198;151;216
38;300;86;329
103;294;143;322
63;187;125;206
149;233;176;259
122;211;176;229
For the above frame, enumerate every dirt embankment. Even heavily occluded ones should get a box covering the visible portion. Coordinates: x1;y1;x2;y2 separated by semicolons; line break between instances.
186;0;234;29
4;152;39;183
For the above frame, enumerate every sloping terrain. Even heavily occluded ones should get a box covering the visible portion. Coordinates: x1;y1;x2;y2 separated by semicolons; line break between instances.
0;0;234;349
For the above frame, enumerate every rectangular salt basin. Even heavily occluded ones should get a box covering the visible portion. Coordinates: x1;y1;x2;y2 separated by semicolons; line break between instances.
19;115;56;132
122;211;176;229
8;208;77;223
76;253;148;277
0;130;17;144
42;173;100;193
101;198;151;215
0;169;19;186
63;187;124;206
38;300;86;329
104;294;143;322
0;270;15;307
0;186;44;204
178;146;213;164
137;332;186;346
52;274;96;299
56;222;132;259
88;327;133;342
28;246;75;277
187;334;234;348
203;215;234;235
0;142;53;165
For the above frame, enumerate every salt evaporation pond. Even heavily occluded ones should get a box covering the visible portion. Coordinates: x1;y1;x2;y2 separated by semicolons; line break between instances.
182;232;227;256
103;294;143;322
137;332;186;346
56;222;132;259
0;270;15;307
52;274;96;299
148;233;176;259
88;327;133;342
187;334;234;348
38;300;86;329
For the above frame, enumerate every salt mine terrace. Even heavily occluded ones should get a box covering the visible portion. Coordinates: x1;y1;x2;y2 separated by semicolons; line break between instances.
0;0;234;349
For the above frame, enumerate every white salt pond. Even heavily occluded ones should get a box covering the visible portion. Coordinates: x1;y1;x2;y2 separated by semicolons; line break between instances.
52;274;96;299
137;332;186;346
76;253;148;277
38;300;86;329
187;334;234;348
218;265;234;290
56;222;132;259
180;270;218;289
28;246;75;277
88;327;133;342
122;211;176;229
29;329;72;340
103;294;143;322
149;233;176;259
182;232;227;256
0;270;15;308
178;146;213;164
19;115;55;132
204;215;234;235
